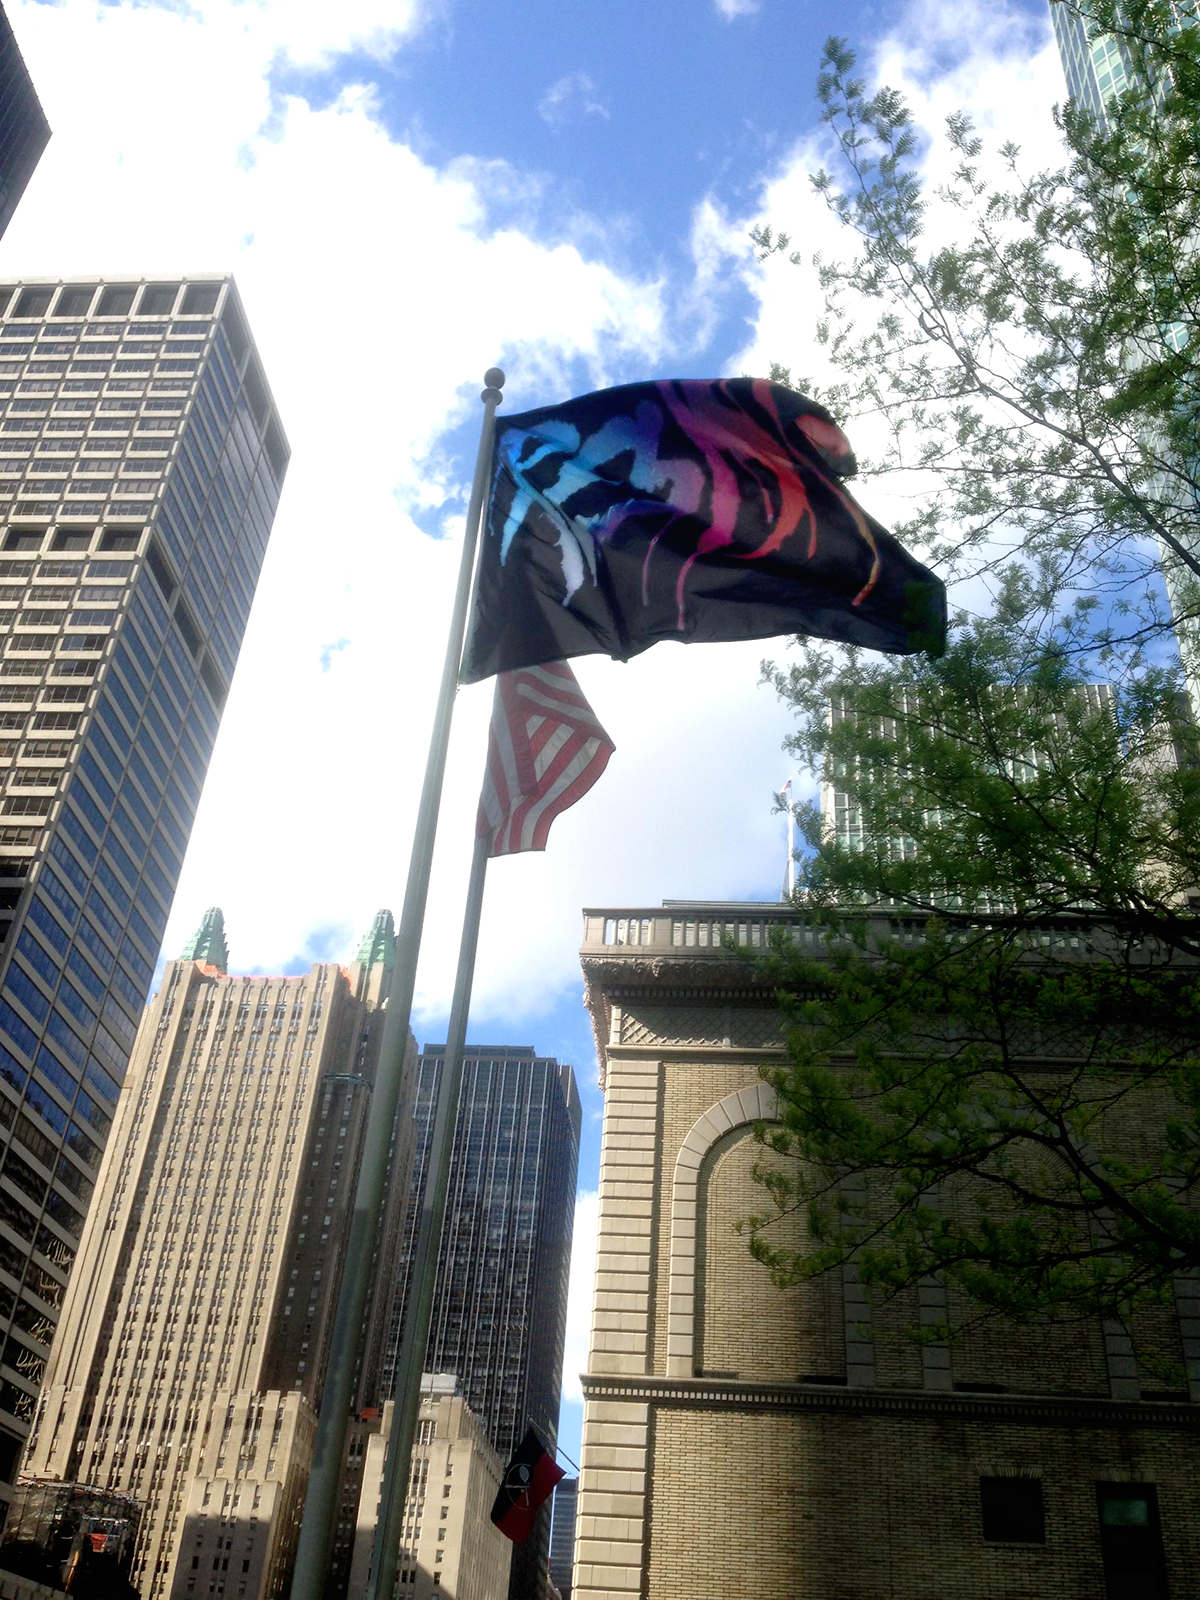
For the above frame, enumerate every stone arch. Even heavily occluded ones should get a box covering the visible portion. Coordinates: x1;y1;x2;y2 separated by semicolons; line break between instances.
665;1083;777;1378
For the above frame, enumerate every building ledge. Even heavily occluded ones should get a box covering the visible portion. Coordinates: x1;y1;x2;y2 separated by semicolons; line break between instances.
579;1371;1200;1430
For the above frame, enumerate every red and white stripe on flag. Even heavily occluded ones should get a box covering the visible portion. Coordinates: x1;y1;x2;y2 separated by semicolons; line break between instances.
477;661;614;857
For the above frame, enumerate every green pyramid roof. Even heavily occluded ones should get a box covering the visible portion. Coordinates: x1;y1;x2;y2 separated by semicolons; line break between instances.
356;909;396;970
180;907;228;973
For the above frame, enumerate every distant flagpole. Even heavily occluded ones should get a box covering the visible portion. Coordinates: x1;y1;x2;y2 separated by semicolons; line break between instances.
290;368;505;1600
364;827;490;1600
364;660;612;1599
782;777;795;900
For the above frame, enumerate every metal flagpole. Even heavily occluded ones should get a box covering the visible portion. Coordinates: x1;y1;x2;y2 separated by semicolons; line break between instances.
364;824;491;1600
290;368;504;1600
787;781;795;899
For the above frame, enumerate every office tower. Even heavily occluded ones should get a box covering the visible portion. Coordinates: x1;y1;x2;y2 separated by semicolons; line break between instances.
346;1376;510;1600
351;1046;580;1600
0;275;286;1512
819;682;1119;868
0;6;49;243
570;901;1200;1598
547;1478;576;1600
19;912;416;1600
1048;0;1199;117
1049;3;1200;713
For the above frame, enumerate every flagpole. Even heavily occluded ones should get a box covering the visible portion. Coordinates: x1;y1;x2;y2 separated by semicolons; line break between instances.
365;827;492;1600
290;369;504;1600
787;781;795;899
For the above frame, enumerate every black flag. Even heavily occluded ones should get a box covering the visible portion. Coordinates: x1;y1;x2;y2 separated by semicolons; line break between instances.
462;377;945;683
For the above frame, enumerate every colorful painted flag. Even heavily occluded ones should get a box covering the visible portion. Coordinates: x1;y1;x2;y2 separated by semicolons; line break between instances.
477;661;614;856
489;1427;565;1544
461;378;945;684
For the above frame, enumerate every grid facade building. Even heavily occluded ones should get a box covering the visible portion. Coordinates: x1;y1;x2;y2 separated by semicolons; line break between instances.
0;5;49;243
0;276;286;1511
1049;2;1200;710
378;1048;580;1467
548;1477;577;1600
348;1046;579;1600
19;914;416;1600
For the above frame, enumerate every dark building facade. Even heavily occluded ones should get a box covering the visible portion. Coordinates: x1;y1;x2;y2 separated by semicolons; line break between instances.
0;6;49;243
345;1045;580;1600
548;1477;577;1600
0;276;286;1516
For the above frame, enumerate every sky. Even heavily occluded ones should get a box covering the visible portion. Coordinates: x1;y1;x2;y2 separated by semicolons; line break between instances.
2;0;1071;1469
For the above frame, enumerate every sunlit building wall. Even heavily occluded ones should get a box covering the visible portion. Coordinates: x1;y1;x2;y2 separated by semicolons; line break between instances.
20;916;414;1600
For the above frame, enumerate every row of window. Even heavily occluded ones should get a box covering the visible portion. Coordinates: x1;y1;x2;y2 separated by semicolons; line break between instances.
0;281;221;321
0;319;209;341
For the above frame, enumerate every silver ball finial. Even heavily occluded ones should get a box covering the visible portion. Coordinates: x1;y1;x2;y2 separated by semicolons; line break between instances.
484;367;505;389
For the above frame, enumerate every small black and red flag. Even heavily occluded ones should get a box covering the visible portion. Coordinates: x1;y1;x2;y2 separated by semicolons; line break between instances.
490;1426;564;1544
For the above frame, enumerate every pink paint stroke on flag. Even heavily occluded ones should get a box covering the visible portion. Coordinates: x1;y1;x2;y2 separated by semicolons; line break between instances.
477;660;615;857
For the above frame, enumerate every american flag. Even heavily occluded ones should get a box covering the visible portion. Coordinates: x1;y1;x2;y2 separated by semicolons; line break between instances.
476;661;614;857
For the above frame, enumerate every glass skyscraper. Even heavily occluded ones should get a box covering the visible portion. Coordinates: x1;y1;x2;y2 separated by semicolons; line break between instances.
0;4;49;242
379;1047;580;1464
1049;2;1199;709
1050;1;1136;119
0;276;287;1513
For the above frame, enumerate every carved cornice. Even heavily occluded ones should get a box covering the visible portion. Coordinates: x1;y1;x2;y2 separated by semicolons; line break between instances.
581;955;772;991
580;1372;1200;1430
604;1044;785;1063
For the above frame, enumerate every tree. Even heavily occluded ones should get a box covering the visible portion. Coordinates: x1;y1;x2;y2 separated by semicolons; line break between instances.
748;623;1200;1340
744;2;1200;1354
752;1;1200;665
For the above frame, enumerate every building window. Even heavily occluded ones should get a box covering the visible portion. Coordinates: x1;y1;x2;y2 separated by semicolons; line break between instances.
1096;1484;1167;1598
979;1477;1044;1544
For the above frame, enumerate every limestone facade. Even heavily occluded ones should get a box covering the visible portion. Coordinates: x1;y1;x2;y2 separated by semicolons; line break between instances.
572;904;1200;1600
18;921;415;1600
346;1378;510;1600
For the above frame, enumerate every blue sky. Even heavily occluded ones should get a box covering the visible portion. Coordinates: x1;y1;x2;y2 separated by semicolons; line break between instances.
6;0;1065;1471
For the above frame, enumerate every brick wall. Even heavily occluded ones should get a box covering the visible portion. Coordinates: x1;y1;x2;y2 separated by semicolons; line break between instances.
697;1128;843;1383
645;1403;1200;1600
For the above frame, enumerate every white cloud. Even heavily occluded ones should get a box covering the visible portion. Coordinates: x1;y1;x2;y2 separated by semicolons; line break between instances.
560;1190;599;1403
714;0;759;20
4;0;747;1003
0;0;1078;1042
721;0;1075;652
537;71;610;127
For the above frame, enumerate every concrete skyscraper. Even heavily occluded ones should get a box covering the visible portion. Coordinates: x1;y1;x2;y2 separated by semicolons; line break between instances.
343;1046;580;1600
0;276;286;1512
0;5;49;242
20;913;415;1600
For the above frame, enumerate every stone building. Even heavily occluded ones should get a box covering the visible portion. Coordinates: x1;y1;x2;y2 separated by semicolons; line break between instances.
16;911;414;1600
346;1375;510;1600
572;901;1200;1600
